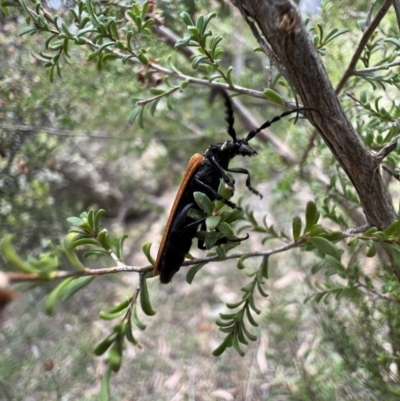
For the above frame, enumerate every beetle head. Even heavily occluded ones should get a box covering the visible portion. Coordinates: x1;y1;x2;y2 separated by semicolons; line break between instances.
221;139;257;157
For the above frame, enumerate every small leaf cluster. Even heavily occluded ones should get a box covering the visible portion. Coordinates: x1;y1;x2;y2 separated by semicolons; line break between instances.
310;23;349;56
240;206;290;244
327;169;360;206
66;209;127;261
175;11;234;84
94;273;154;401
94;279;152;366
43;209;128;315
185;181;246;283
18;0;155;80
128;86;180;128
213;256;269;357
0;234;60;276
304;213;400;306
357;33;400;90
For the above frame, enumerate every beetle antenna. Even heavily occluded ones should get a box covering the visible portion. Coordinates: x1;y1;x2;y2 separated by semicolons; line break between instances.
210;89;237;141
245;107;321;142
294;96;300;124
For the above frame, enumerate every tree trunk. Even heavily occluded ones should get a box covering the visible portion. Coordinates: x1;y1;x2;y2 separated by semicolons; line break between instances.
230;0;396;230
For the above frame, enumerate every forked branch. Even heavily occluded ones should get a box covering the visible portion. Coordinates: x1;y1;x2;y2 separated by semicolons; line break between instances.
230;0;396;230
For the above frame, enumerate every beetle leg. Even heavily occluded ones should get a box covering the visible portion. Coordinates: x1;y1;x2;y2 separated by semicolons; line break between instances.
197;220;207;250
170;203;206;234
209;155;235;189
197;230;249;250
176;215;207;234
225;167;263;199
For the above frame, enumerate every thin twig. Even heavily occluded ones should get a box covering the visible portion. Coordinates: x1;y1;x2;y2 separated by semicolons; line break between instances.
76;36;299;108
353;59;400;75
9;228;394;285
358;282;400;304
393;0;400;29
7;240;307;283
376;134;400;162
335;0;393;94
0;123;129;140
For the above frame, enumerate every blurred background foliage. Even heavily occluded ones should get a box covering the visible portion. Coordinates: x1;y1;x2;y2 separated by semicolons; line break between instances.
2;0;400;400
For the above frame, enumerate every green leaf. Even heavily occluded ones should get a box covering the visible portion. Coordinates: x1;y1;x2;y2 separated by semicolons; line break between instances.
131;304;146;330
128;106;142;125
100;367;111;401
260;256;269;279
232;331;245;356
226;299;246;309
385;37;400;47
224;209;244;224
324;27;349;44
311;258;326;274
18;26;38;36
248;295;261;314
216;246;227;260
180;11;194;27
263;88;284;105
194;192;214;215
59;276;95;302
142;242;156;266
70;238;99;248
237;254;248;270
217;222;234;237
149;99;160;116
212;333;232;356
94;333;117;356
108;341;123;372
1;235;39;273
366;242;377;257
97;229;111;250
67;217;82;226
203;12;217;32
384;220;400;238
226;66;233;86
116;234;128;261
241;281;256;293
246;307;258;327
309;236;340;260
125;319;139;345
175;36;191;48
192;54;209;69
99;308;128;321
304;201;318;234
292;215;302;241
206;216;221;231
242;323;257;341
360;91;367;104
83;249;110;258
363;227;377;236
208;72;222;82
140;276;156;316
186;262;206;284
45;278;75;316
205;231;219;249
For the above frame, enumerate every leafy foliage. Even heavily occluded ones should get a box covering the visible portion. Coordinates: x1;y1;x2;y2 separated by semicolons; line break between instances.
3;0;400;399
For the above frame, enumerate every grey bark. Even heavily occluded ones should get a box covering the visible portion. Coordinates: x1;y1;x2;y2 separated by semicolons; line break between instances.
230;0;396;230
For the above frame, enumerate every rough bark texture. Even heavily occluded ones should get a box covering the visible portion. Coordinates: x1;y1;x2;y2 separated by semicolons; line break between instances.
230;0;396;230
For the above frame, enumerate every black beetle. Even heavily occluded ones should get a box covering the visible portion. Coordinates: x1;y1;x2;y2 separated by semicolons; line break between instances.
154;91;313;283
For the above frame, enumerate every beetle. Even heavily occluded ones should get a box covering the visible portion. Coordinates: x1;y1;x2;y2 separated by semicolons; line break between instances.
154;91;313;283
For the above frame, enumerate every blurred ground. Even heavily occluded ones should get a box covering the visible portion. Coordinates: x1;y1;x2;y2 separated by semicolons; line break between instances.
0;179;321;401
